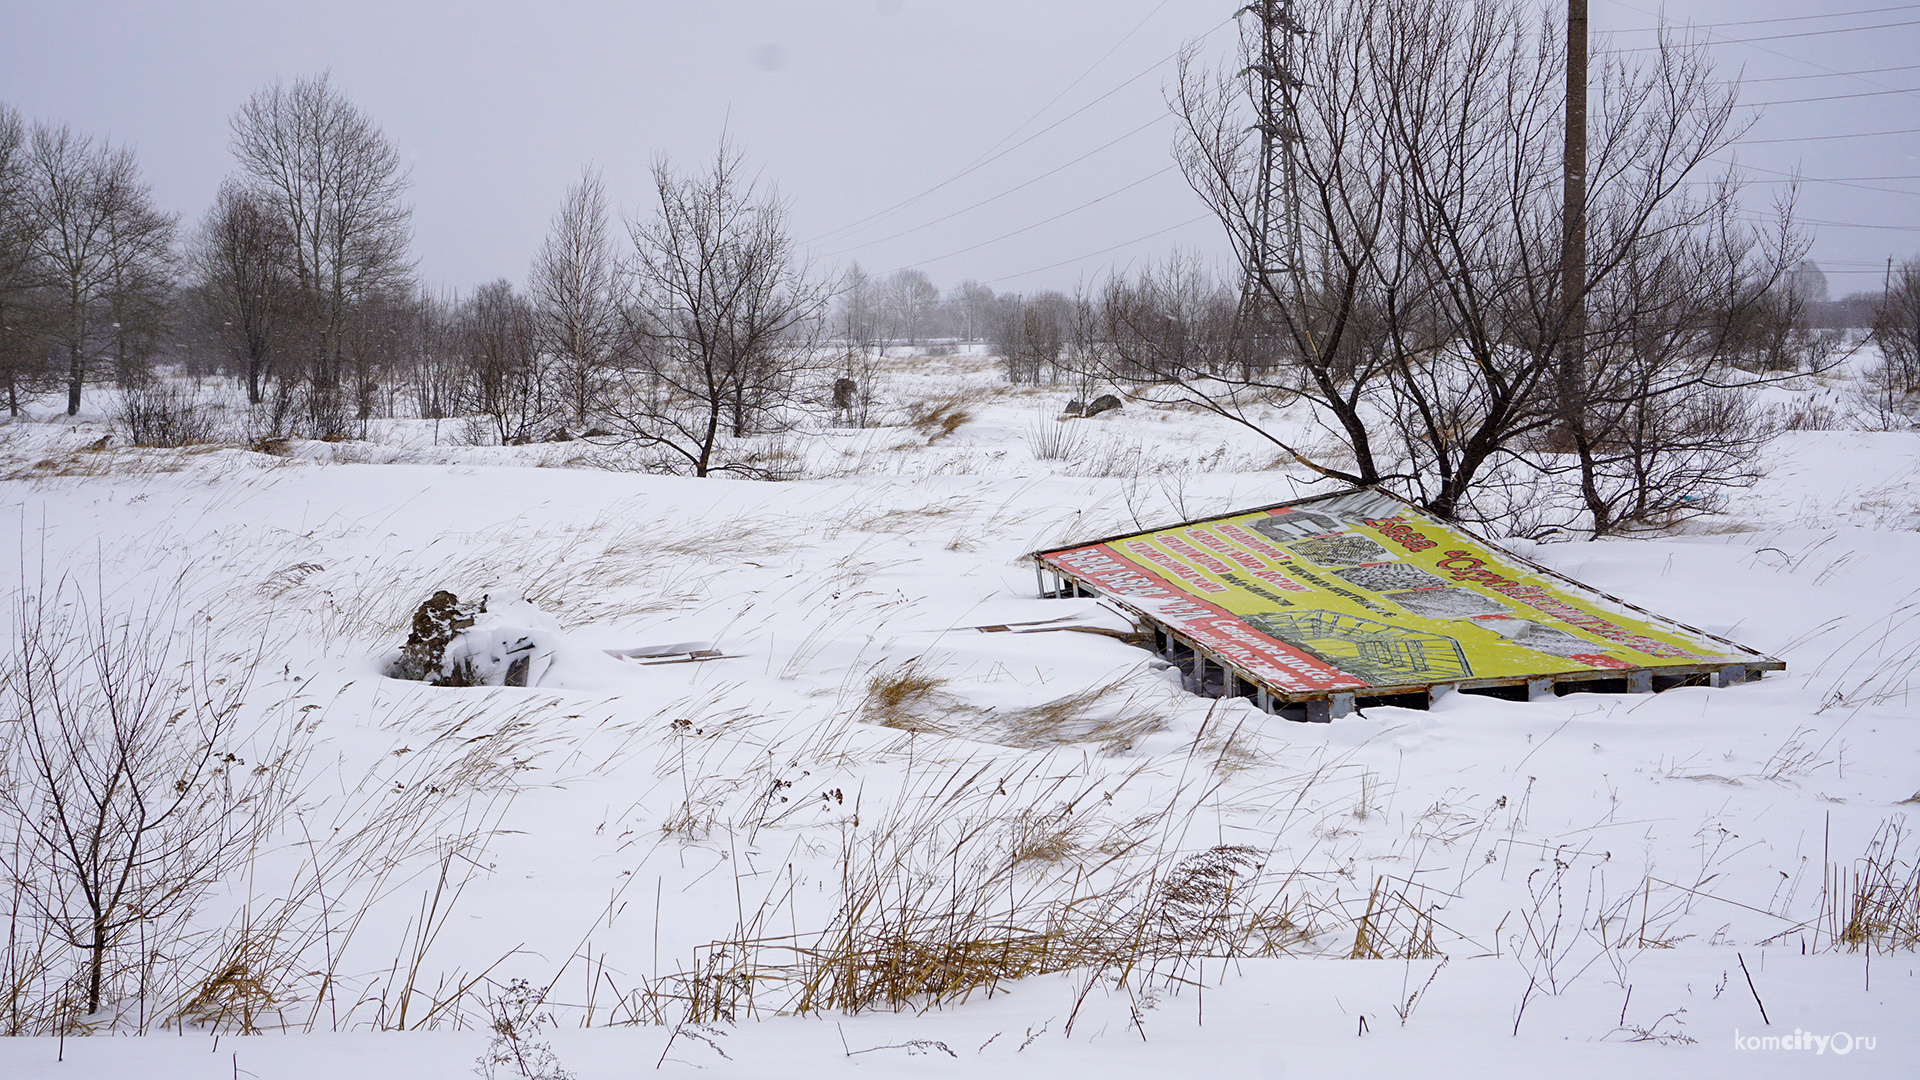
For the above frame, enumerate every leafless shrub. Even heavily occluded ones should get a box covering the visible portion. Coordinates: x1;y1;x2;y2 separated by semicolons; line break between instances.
1776;396;1845;432
1871;258;1920;399
116;381;228;447
0;578;302;1032
475;979;573;1080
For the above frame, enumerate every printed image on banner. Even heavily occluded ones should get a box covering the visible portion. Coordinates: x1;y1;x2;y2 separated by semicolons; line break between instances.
1038;489;1755;694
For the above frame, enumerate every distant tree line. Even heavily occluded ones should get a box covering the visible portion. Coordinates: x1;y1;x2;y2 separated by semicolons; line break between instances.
0;81;834;464
3;33;1918;508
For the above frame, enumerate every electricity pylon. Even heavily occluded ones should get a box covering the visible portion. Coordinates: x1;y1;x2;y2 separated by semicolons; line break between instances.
1238;0;1307;316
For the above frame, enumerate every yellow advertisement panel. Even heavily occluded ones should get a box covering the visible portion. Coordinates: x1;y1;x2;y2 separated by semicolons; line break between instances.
1037;489;1775;697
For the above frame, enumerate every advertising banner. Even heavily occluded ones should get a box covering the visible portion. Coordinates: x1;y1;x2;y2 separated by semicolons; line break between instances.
1036;489;1776;697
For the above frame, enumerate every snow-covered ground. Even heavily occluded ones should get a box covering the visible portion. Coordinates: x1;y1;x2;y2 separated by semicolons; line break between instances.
2;355;1917;1077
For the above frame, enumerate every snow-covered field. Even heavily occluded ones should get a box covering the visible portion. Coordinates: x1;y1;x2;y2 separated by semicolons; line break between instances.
2;355;1917;1078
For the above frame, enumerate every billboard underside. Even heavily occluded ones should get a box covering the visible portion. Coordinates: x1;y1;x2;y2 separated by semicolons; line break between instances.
1033;489;1780;713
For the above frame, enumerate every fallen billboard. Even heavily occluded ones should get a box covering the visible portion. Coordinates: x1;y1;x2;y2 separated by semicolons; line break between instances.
1032;488;1780;716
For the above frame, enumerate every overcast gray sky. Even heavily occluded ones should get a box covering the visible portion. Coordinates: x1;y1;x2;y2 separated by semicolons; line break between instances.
2;0;1914;298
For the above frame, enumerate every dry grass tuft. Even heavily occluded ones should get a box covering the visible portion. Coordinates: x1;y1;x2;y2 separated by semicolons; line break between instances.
0;445;224;482
1194;716;1272;775
1005;806;1097;869
860;660;960;732
1025;412;1089;462
173;961;279;1032
995;680;1169;755
1347;876;1441;960
644;754;1330;1027
906;395;975;442
1835;817;1920;952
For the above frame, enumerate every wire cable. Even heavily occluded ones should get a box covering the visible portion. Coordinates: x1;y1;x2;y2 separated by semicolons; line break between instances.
1603;0;1916;103
1740;85;1920;108
954;0;1173;179
1608;3;1920;31
1745;62;1920;83
873;165;1181;277
981;213;1215;288
1704;159;1920;198
821;113;1171;259
1614;16;1920;52
1736;126;1920;145
804;13;1233;247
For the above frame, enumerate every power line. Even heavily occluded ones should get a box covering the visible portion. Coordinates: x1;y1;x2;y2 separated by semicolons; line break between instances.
804;14;1234;248
1704;159;1920;198
1746;62;1920;83
874;165;1181;277
982;213;1215;288
1609;3;1920;31
1788;216;1920;231
1741;85;1920;108
821;113;1170;259
956;0;1173;175
1603;0;1916;102
1614;16;1920;51
1736;126;1920;145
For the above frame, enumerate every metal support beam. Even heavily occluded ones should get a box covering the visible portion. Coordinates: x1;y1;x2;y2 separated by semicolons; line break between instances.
1714;664;1749;688
1626;670;1653;694
1330;692;1355;719
1527;677;1556;701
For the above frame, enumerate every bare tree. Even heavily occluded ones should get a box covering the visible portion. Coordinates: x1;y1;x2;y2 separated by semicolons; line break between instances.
1163;0;1805;532
20;123;176;415
882;268;939;349
989;294;1033;383
616;142;831;476
1871;256;1920;400
0;582;295;1020
404;287;466;423
189;180;293;404
947;279;995;344
0;103;50;416
458;279;550;444
529;166;623;429
230;73;413;434
836;262;884;356
995;290;1073;385
1098;256;1242;383
830;262;884;426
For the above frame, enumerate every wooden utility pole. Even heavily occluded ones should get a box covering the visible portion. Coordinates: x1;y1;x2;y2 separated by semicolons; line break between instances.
1561;0;1588;356
1560;0;1599;524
